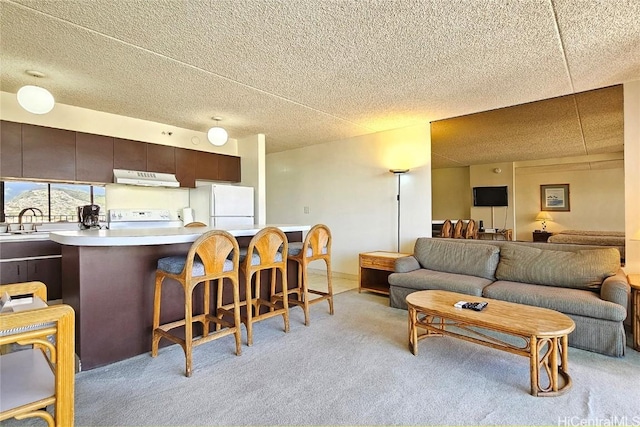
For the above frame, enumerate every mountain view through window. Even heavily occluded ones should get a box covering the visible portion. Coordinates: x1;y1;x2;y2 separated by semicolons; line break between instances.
2;181;106;224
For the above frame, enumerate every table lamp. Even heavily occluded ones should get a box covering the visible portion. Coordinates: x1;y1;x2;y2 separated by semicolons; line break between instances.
535;211;553;231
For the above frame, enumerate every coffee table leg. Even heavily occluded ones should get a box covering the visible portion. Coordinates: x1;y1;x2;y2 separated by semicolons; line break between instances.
408;305;418;355
529;336;538;396
530;335;572;396
550;337;559;393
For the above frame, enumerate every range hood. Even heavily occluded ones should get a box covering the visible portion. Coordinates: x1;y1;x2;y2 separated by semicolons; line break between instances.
113;169;180;188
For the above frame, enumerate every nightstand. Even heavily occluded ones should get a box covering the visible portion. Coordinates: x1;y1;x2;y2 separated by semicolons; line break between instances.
627;274;640;351
532;231;553;242
359;251;411;295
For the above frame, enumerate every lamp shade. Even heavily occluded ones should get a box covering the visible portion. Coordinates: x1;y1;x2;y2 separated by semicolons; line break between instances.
389;169;409;174
207;126;228;146
17;85;55;114
535;212;553;222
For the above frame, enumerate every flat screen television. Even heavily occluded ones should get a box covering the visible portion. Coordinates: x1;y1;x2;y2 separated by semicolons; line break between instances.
473;186;508;207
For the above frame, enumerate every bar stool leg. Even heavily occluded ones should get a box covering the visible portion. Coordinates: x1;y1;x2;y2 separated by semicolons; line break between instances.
246;273;255;346
325;257;334;315
300;260;311;325
184;284;194;377
151;273;163;357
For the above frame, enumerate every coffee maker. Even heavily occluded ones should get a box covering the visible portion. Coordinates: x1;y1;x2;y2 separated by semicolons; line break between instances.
78;205;101;229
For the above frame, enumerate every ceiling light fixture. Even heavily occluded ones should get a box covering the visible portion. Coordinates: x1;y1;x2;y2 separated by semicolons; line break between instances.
207;117;228;146
16;70;55;115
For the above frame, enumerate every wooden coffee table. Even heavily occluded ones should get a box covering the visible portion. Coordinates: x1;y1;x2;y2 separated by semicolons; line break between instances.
406;290;575;397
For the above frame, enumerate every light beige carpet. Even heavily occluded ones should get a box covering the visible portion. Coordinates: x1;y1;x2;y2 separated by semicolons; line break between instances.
4;290;639;426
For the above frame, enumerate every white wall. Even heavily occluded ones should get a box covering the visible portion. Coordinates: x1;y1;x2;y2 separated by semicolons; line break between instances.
624;81;640;273
106;184;189;220
514;166;625;241
237;134;266;224
0;92;238;155
469;162;515;231
266;124;432;275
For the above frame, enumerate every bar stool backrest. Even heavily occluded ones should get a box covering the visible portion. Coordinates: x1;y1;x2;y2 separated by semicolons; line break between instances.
246;227;288;269
188;230;239;279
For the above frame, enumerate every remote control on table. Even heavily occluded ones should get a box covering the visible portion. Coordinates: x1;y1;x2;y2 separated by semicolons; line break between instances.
465;302;488;311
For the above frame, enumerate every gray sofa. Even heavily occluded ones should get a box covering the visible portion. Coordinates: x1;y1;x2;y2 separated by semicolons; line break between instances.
388;238;630;357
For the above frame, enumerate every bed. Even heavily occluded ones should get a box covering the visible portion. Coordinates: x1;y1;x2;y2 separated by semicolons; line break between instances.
548;230;625;261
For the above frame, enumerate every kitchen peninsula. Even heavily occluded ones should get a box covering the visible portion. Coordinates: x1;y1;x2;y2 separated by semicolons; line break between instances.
49;224;310;370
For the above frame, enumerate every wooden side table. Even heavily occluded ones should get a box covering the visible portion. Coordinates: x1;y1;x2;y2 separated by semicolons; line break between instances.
627;274;640;351
532;231;553;242
359;251;411;295
477;229;513;241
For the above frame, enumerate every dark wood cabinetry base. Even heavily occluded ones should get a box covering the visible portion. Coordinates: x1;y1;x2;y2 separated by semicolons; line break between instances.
61;232;302;370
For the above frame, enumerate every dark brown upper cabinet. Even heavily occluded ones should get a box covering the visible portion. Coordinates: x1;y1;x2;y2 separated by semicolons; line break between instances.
22;124;76;181
147;143;175;174
0;121;240;186
76;132;114;184
1;120;23;178
195;152;219;182
218;154;241;182
175;148;198;188
113;138;147;171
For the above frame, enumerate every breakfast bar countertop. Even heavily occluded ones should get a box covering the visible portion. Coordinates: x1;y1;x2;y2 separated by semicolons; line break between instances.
49;224;311;247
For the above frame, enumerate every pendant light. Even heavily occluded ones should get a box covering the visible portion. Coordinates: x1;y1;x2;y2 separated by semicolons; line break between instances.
16;70;55;115
207;117;228;146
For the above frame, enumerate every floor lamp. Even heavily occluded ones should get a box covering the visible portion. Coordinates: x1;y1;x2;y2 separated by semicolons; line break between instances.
390;169;409;252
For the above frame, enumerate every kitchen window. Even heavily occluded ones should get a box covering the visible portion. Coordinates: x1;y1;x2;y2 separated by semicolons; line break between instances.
0;180;106;224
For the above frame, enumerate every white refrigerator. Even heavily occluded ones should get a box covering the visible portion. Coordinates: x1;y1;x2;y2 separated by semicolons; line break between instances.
189;183;254;227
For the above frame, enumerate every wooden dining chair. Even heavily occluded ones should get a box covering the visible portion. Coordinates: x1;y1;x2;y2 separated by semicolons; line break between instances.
277;224;333;326
152;230;242;377
0;281;75;427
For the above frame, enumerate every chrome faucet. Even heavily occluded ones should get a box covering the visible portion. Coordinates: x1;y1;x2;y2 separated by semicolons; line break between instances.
18;207;44;231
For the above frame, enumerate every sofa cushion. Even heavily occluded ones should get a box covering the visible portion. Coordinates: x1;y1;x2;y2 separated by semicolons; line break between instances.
495;244;619;291
413;238;500;280
483;281;627;322
388;269;492;297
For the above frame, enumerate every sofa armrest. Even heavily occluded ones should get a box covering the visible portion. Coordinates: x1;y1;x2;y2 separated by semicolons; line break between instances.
601;270;630;309
395;256;420;273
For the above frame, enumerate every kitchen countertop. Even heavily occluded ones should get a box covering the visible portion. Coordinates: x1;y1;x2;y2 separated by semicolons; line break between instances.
0;232;52;242
48;224;311;246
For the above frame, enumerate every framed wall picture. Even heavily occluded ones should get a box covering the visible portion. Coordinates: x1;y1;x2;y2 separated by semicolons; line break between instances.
540;184;570;211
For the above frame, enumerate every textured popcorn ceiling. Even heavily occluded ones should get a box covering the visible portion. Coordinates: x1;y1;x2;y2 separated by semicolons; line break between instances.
0;0;638;168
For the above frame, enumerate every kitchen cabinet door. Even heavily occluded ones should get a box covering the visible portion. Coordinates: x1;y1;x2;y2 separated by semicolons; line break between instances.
114;138;147;171
1;120;22;178
27;258;62;300
218;154;241;182
175;148;197;188
22;124;76;181
147;143;175;174
195;152;219;181
0;260;28;284
76;132;114;183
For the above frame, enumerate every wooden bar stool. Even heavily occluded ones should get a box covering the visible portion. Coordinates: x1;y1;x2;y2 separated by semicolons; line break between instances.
464;219;478;239
279;224;333;325
239;227;290;346
453;219;465;238
440;219;453;238
151;230;242;377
